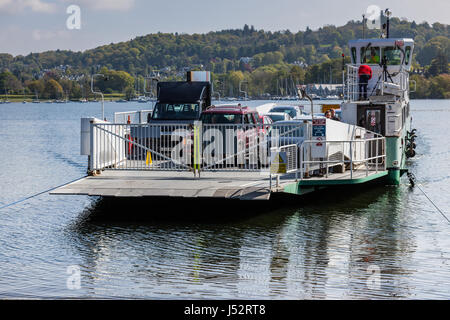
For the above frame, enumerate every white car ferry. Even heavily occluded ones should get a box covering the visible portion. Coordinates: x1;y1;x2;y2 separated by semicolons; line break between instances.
51;14;417;200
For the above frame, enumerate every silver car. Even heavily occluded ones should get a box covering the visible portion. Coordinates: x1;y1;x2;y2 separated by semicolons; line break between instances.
269;105;305;119
265;112;292;123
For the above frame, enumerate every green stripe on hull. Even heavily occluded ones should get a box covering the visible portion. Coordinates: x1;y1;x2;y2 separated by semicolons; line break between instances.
297;171;388;186
281;171;388;196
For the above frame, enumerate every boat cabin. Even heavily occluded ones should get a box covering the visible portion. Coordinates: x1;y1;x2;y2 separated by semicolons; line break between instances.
341;38;415;138
348;38;414;69
346;38;415;101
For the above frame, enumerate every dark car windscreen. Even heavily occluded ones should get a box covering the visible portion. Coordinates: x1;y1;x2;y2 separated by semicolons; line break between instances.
271;107;297;118
268;114;287;122
152;103;200;120
201;113;243;124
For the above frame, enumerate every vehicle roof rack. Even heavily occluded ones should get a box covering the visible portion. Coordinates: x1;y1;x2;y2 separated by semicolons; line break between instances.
209;104;248;109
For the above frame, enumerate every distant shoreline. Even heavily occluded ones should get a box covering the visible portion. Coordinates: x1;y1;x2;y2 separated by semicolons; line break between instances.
2;96;449;103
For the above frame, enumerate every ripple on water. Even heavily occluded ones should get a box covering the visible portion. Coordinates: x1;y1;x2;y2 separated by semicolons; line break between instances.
1;101;450;299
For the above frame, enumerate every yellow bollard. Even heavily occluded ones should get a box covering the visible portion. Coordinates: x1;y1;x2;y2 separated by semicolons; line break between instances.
146;151;152;166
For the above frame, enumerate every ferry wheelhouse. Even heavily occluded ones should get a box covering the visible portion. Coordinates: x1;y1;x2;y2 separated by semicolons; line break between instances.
340;37;416;184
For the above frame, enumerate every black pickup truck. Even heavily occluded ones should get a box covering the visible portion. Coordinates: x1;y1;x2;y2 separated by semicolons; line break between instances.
130;74;212;160
147;80;211;124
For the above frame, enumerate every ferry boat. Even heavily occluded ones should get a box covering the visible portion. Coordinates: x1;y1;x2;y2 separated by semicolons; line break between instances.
52;13;417;201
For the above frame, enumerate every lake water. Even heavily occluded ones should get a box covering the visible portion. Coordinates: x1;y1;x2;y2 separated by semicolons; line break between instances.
0;99;449;299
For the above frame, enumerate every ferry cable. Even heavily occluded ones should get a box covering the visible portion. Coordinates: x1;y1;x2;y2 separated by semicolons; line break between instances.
407;172;450;224
0;176;88;211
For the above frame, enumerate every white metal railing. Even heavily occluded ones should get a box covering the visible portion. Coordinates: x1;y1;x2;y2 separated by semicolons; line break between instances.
269;143;299;189
86;119;386;185
279;144;298;173
199;122;310;172
344;64;409;103
114;110;153;124
87;121;311;175
299;134;386;180
90;122;193;172
346;65;360;102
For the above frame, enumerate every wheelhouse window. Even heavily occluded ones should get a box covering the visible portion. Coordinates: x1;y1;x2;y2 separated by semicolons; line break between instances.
405;46;412;65
152;103;200;120
382;47;403;65
361;47;380;64
351;47;357;64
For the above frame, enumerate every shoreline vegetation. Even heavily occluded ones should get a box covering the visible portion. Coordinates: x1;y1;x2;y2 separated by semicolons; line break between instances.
1;95;447;103
0;94;125;102
0;18;449;100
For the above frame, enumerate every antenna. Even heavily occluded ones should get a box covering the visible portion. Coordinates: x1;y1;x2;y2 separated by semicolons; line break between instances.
385;8;392;38
362;14;366;39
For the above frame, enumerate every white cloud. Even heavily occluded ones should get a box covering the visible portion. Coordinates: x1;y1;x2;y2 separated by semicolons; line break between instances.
64;0;135;11
0;0;57;14
31;29;70;41
0;0;136;14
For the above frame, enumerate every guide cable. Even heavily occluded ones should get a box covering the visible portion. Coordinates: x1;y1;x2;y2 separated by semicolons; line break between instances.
408;172;450;224
0;176;87;211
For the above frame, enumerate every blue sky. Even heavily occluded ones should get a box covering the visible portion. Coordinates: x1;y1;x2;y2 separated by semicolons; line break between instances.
0;0;449;56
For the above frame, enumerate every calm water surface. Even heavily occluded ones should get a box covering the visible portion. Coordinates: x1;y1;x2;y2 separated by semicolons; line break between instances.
0;100;449;299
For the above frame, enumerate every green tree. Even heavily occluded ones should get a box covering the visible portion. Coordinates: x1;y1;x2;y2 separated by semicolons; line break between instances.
0;71;22;93
124;86;135;100
289;65;306;84
429;74;450;98
26;80;45;98
428;50;448;76
43;79;63;99
227;71;245;97
416;36;450;66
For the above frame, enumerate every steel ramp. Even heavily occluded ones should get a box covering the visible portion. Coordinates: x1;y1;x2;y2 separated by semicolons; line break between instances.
51;171;272;200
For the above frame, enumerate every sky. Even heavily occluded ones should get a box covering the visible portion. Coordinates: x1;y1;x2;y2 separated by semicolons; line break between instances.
0;0;449;56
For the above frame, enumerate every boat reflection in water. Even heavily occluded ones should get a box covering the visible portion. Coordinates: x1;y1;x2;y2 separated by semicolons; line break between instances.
66;184;416;299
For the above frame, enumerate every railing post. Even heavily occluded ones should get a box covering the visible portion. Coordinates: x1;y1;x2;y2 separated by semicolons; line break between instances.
376;138;379;173
350;141;353;179
366;140;369;177
299;145;303;181
295;144;299;181
326;142;329;178
347;66;350;101
89;120;94;172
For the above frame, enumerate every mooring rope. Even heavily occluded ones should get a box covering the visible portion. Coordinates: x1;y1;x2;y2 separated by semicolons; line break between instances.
0;176;87;211
408;172;450;224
